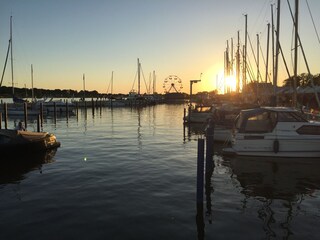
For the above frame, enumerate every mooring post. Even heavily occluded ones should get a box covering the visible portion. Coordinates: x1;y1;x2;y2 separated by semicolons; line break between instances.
40;102;43;127
183;108;186;124
54;102;57;123
196;138;205;240
91;98;95;115
205;120;215;224
24;102;28;130
205;120;215;173
0;113;2;129
197;138;205;203
37;114;40;132
66;101;69;120
4;103;8;129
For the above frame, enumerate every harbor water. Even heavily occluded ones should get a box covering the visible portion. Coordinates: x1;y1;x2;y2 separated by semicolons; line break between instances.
1;104;320;239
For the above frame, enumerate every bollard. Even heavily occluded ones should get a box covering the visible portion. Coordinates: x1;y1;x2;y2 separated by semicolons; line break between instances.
37;114;41;132
4;103;8;129
24;102;28;129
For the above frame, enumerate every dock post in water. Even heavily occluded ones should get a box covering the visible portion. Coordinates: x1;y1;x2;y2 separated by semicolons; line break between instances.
4;103;8;129
40;102;43;127
66;101;69;120
205;120;215;224
0;113;2;129
196;138;205;240
54;102;57;123
205;120;215;172
24;102;28;129
183;108;186;124
37;114;41;132
91;98;95;115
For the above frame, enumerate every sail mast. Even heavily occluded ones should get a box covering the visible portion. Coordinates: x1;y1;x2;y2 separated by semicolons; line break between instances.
83;73;85;101
111;71;114;95
293;0;298;107
10;16;14;95
265;23;270;83
273;0;281;106
31;64;34;102
137;58;140;95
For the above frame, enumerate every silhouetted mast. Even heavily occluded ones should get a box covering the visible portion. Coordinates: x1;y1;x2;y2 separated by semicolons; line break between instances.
10;16;14;95
273;0;281;105
265;23;270;83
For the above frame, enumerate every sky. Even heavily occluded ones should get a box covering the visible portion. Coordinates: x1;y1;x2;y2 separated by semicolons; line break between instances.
1;0;320;94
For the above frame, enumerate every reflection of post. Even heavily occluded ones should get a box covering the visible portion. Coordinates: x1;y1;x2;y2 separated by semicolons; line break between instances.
196;138;205;240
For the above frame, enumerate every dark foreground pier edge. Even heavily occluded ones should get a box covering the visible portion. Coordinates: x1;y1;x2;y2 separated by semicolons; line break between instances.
196;122;215;240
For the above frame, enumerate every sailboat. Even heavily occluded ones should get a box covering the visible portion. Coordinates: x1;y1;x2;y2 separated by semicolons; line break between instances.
105;71;126;107
222;0;320;158
0;16;42;117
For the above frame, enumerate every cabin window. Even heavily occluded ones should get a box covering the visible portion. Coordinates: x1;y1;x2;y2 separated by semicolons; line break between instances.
244;111;275;133
278;111;307;122
296;125;320;135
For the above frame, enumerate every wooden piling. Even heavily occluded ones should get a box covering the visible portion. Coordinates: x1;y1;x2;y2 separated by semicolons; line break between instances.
66;101;69;121
0;113;2;129
91;98;95;115
197;138;205;204
37;114;40;132
196;138;205;240
4;103;8;129
54;102;57;123
24;102;28;129
205;121;214;173
40;102;43;127
183;108;186;124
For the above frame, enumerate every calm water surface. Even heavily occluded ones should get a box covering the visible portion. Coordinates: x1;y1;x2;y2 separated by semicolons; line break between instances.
0;104;320;240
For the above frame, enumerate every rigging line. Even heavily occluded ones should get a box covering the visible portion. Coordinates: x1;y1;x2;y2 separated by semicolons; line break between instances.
247;34;260;81
287;0;320;108
306;0;320;45
1;40;11;87
139;65;149;94
131;71;137;92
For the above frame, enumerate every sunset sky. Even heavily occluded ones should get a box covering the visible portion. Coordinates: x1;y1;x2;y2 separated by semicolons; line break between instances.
1;0;320;94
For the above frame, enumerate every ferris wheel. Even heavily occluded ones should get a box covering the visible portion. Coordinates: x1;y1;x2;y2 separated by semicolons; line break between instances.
163;75;183;93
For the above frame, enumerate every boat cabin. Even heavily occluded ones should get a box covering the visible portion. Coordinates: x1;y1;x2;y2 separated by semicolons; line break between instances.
235;107;309;133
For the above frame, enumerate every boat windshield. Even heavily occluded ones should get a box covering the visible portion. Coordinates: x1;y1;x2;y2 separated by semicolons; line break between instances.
237;110;276;133
277;111;308;122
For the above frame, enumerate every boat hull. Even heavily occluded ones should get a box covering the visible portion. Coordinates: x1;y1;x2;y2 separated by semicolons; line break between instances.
224;137;320;158
0;130;60;159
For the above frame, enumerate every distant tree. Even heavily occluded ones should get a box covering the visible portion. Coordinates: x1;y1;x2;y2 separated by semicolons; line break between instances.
282;73;320;87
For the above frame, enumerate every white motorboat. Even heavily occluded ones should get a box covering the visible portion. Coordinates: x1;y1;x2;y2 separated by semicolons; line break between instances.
223;107;320;157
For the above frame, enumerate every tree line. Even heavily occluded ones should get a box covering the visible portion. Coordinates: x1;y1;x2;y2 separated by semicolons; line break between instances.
0;86;101;99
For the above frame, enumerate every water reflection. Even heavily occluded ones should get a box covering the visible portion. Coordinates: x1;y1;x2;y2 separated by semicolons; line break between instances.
183;123;206;142
0;149;57;184
227;156;320;238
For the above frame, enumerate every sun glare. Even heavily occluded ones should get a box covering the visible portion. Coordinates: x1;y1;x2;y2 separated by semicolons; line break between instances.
225;75;236;93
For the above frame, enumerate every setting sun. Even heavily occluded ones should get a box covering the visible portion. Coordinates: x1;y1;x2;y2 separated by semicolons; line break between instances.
224;75;237;93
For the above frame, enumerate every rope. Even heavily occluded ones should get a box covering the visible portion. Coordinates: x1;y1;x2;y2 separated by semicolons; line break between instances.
306;0;320;45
